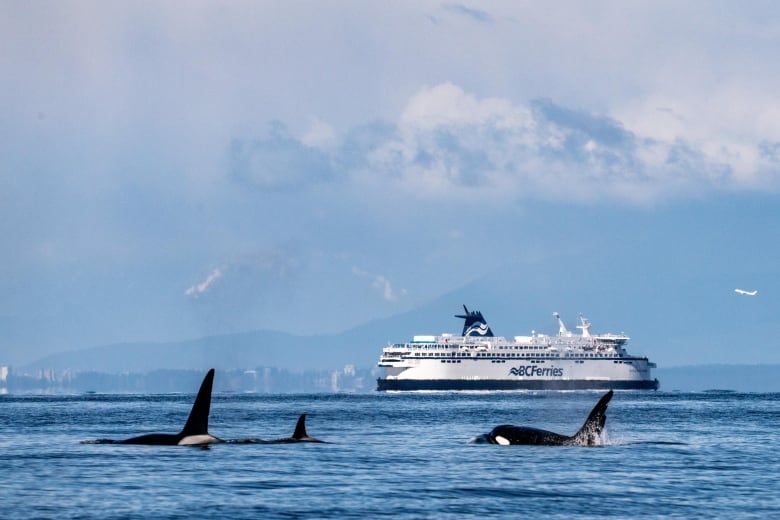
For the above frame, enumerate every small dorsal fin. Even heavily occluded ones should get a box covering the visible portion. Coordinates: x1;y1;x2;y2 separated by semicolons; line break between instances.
292;414;308;439
179;369;215;437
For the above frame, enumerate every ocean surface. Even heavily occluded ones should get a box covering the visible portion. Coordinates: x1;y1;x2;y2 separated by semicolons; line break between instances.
2;390;779;519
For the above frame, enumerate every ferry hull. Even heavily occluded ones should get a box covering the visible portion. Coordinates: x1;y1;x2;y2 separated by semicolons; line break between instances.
376;378;660;391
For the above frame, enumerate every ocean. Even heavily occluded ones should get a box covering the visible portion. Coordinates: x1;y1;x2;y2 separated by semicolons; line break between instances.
2;390;779;519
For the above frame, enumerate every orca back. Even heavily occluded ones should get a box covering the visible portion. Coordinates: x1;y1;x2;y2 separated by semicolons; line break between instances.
118;433;180;445
489;425;570;445
485;389;613;446
83;368;219;446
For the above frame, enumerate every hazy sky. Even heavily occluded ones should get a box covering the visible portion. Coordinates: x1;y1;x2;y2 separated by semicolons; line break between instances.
2;1;779;366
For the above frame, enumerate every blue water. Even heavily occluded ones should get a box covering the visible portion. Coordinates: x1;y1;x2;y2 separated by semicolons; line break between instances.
2;391;779;519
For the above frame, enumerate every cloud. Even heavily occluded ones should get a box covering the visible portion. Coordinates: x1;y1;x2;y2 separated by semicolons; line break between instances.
352;267;405;302
374;84;726;202
225;81;780;205
443;4;494;24
230;122;336;191
184;268;223;298
301;117;339;149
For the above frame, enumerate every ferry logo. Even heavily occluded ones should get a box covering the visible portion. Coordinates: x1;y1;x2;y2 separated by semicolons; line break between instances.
464;323;491;336
456;305;495;337
509;366;564;377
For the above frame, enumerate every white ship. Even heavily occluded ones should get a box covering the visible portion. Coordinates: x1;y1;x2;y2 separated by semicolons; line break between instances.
376;306;659;391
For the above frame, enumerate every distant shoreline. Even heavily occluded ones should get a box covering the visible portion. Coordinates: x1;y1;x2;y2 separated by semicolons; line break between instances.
2;363;779;394
655;364;780;393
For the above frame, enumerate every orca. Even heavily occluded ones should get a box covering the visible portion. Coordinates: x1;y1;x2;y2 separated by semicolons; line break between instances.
479;390;613;446
83;368;222;446
228;413;327;444
274;413;326;443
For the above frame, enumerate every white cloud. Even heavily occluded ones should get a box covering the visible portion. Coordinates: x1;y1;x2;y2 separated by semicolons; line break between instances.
352;267;405;302
301;117;339;149
185;269;223;298
372;275;402;302
353;83;780;203
223;80;780;206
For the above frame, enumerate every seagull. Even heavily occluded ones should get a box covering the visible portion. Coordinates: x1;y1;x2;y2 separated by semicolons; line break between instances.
735;289;758;296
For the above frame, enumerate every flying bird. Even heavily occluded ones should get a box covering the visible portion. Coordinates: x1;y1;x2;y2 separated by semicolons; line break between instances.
735;289;758;296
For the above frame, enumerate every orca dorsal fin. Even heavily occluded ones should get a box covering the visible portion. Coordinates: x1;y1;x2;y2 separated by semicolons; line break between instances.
179;368;215;437
573;389;613;445
292;414;308;440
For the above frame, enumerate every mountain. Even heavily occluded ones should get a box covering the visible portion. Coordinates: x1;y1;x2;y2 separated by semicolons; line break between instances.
21;256;780;373
22;330;361;373
21;306;453;373
21;288;493;373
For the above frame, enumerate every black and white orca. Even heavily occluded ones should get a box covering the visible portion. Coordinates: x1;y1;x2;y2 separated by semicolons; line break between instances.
479;390;613;446
83;368;221;446
228;414;327;444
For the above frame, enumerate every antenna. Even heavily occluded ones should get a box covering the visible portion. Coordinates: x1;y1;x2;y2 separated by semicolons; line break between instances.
577;314;592;338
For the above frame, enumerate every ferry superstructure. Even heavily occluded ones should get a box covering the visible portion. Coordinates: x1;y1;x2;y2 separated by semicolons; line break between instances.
376;306;659;391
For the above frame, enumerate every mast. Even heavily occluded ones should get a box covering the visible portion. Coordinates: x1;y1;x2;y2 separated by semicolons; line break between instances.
553;312;572;336
577;314;592;338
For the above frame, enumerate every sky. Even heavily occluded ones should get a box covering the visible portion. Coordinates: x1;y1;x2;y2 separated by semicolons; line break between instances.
2;1;780;367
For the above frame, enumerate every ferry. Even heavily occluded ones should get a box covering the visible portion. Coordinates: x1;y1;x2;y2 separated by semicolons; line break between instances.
376;306;659;391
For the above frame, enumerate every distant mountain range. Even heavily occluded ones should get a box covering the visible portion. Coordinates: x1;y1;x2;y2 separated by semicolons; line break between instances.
22;327;368;373
21;305;453;373
20;263;779;393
